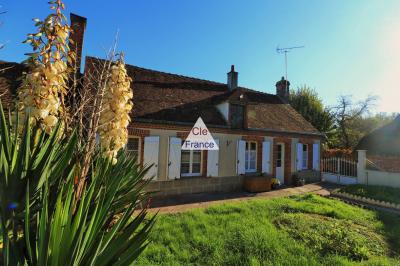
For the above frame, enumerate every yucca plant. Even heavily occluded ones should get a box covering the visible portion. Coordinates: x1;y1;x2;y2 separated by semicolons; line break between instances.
0;101;155;265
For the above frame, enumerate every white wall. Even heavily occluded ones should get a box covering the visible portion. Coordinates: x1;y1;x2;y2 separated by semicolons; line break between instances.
322;173;357;185
365;170;400;188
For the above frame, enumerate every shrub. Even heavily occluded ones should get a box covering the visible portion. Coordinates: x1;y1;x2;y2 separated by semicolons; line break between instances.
0;102;155;265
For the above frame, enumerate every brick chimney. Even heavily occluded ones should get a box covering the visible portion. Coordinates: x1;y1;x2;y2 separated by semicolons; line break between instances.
69;13;87;74
227;65;238;91
276;76;290;102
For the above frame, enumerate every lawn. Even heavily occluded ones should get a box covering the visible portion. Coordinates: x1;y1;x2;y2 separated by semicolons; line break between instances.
137;194;400;266
339;184;400;205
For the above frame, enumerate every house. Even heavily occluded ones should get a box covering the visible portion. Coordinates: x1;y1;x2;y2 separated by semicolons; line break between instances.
356;115;400;172
356;115;400;156
0;14;324;196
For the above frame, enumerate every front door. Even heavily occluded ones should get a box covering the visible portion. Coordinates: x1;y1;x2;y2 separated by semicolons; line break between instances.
276;143;285;184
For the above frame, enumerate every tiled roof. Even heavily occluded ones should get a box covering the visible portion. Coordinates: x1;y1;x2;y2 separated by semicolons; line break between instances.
1;57;321;136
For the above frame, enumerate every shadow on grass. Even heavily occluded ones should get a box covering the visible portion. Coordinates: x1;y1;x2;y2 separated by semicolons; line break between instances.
377;211;400;257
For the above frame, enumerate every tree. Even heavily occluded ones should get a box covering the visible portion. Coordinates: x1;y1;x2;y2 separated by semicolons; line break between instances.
289;85;335;134
331;95;377;149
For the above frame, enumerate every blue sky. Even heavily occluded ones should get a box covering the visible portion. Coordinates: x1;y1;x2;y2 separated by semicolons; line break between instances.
1;0;399;113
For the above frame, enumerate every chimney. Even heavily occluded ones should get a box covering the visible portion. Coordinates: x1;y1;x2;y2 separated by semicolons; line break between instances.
69;13;87;74
276;76;290;102
227;65;238;91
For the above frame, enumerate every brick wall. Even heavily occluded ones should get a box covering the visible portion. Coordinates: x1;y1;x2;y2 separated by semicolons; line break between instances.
145;176;244;197
368;155;400;173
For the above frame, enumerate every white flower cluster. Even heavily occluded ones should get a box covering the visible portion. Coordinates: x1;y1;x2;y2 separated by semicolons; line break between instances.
18;58;68;133
99;60;133;164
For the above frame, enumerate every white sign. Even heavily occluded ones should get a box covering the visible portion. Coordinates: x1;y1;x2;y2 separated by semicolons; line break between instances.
182;117;219;150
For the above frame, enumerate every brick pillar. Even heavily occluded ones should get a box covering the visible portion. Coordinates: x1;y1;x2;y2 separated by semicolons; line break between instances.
69;13;87;74
308;144;313;170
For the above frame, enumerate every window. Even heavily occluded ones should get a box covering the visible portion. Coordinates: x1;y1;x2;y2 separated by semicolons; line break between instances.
245;141;257;172
181;150;202;177
127;137;140;161
302;144;308;169
230;104;245;129
276;144;282;167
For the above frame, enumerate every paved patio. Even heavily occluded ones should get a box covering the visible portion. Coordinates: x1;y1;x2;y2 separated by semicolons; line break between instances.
148;182;341;213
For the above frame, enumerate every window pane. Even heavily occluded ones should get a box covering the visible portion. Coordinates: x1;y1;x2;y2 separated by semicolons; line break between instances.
181;151;190;163
302;150;308;169
277;159;282;167
303;144;307;152
181;163;190;174
250;160;256;170
192;163;201;174
251;142;256;150
127;138;139;151
192;151;201;163
250;151;256;161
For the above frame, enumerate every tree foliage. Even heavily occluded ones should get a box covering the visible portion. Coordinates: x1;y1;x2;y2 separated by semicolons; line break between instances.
331;95;377;149
289;86;396;150
289;85;334;134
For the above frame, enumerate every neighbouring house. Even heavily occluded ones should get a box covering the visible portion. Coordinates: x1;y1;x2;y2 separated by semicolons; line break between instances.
356;115;400;172
0;14;324;196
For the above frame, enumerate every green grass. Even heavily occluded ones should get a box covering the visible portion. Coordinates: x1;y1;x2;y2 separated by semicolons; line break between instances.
339;184;400;205
137;194;400;266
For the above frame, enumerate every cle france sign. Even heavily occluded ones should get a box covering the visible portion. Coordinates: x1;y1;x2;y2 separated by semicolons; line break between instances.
182;117;219;150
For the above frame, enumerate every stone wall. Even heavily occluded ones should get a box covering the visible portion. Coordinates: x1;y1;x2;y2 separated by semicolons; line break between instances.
297;170;321;183
146;176;244;197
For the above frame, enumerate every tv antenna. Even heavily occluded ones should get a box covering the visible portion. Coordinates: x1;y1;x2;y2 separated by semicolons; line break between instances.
276;45;304;81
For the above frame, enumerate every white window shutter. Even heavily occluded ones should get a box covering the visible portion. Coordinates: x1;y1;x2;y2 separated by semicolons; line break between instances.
262;141;271;174
143;136;160;180
207;139;219;177
236;140;246;175
297;143;303;171
313;143;320;170
168;137;182;179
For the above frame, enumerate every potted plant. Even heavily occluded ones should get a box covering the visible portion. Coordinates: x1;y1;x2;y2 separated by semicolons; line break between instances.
271;177;281;190
243;174;272;193
293;173;306;186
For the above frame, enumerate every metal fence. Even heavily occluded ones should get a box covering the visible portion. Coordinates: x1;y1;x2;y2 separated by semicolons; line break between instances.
321;157;357;177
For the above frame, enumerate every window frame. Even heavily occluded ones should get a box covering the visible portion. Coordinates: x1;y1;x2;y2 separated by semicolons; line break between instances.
181;149;202;177
276;144;283;168
126;136;141;163
302;144;308;170
245;141;257;173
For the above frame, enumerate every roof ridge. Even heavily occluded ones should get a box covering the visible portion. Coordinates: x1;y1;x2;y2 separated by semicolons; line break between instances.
85;55;226;86
237;86;277;98
85;56;279;96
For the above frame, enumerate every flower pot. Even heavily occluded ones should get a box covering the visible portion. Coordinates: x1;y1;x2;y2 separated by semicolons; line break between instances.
243;176;272;193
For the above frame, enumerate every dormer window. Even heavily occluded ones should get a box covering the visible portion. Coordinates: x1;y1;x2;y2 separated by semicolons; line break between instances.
230;104;245;129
